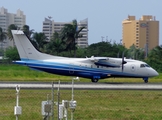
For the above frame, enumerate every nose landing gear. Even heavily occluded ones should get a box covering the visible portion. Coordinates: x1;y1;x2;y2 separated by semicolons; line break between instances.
91;76;100;83
143;77;148;83
91;78;99;83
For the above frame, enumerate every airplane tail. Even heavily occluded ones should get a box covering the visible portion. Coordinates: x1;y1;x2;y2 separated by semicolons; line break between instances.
11;30;63;61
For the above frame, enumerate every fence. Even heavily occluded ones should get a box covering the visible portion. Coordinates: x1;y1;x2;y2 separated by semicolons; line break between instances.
0;83;162;120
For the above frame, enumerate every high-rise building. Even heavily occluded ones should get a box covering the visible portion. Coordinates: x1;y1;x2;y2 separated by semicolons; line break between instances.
42;18;88;48
0;7;26;48
122;15;159;51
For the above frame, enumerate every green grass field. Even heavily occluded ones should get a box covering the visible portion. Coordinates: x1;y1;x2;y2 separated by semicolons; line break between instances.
0;64;162;120
0;90;162;120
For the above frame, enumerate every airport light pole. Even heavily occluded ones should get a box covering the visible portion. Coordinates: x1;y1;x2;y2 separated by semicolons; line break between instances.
70;77;79;120
14;85;22;120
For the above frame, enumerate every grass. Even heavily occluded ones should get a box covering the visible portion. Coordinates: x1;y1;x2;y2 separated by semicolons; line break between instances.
0;64;71;81
0;90;162;120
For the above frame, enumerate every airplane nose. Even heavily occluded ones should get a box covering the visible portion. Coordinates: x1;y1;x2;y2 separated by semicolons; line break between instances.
152;70;159;77
155;71;159;76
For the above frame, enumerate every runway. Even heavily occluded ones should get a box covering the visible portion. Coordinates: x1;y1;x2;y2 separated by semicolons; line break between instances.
0;82;162;90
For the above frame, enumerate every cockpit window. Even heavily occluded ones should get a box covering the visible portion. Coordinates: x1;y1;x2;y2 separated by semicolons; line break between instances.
140;64;145;68
145;64;150;67
140;64;150;68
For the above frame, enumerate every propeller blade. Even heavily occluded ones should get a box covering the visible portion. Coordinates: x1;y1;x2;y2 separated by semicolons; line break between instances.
121;51;127;72
122;51;125;72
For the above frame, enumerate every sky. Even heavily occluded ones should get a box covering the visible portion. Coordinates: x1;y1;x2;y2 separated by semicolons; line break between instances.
1;0;162;45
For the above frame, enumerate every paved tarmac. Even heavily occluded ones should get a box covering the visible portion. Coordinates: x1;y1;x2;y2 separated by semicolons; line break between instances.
0;82;162;90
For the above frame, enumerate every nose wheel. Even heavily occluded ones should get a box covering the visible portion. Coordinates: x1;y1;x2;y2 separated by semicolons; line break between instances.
144;80;148;83
143;77;148;83
91;78;98;83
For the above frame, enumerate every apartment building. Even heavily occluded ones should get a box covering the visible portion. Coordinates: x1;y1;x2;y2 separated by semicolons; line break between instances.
42;18;88;48
122;15;159;51
0;7;26;48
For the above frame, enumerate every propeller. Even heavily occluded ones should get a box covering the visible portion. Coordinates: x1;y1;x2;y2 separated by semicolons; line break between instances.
122;51;127;72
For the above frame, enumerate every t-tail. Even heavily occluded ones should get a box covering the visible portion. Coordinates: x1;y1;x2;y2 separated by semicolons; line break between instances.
11;30;63;61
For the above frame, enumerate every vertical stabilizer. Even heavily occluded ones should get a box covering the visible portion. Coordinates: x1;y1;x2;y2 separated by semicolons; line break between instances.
12;30;42;60
12;30;62;61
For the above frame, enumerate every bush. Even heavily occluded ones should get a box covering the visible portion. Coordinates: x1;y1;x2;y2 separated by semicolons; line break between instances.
4;46;20;62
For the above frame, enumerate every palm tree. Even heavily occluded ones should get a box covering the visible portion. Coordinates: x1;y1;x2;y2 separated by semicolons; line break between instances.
146;46;162;71
0;27;7;51
7;24;18;40
148;46;162;60
60;19;85;57
126;44;145;60
0;27;7;42
32;32;47;52
22;25;34;38
46;32;65;55
46;38;64;55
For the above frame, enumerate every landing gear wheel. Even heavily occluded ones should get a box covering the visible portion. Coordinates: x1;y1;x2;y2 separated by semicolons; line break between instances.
144;80;148;83
91;78;98;83
143;77;148;83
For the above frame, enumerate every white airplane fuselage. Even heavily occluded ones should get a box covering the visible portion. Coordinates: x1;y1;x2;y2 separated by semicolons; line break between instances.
11;30;159;83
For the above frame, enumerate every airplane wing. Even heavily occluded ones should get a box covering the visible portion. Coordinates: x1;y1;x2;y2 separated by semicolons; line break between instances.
88;56;127;67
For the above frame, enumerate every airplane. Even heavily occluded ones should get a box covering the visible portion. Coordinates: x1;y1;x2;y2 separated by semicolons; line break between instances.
11;30;159;83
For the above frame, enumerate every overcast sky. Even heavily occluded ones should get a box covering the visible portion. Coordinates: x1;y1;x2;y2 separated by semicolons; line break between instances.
1;0;162;45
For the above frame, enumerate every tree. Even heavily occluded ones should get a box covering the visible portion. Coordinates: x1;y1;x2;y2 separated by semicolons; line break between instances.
112;43;127;58
32;32;48;52
7;24;18;40
22;25;34;38
5;46;20;62
126;44;144;60
0;27;7;42
146;46;162;72
0;27;7;50
45;32;65;55
86;41;127;57
46;38;64;55
60;19;85;57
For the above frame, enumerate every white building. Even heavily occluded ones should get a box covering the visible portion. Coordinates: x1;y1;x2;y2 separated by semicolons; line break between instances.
42;18;88;48
0;7;26;48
